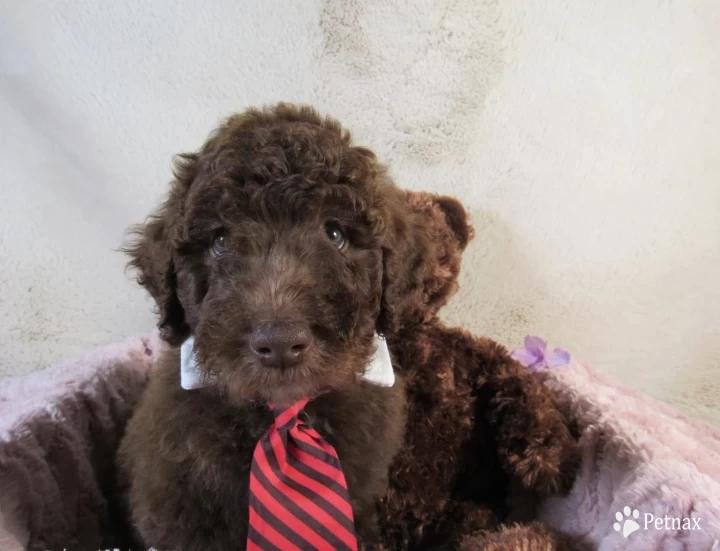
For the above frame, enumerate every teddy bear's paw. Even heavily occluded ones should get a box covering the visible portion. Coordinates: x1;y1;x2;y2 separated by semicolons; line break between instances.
506;435;580;496
451;502;499;534
459;522;590;551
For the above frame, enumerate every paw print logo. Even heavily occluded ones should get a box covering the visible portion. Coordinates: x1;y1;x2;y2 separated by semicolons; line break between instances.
614;506;641;538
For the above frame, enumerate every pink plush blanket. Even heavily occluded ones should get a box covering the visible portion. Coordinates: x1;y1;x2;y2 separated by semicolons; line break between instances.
0;334;161;551
539;359;720;550
1;334;718;550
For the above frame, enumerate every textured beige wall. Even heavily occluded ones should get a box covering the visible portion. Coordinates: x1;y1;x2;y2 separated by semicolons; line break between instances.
1;1;718;425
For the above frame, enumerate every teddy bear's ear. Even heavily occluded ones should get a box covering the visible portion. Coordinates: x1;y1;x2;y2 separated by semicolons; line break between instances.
404;191;475;320
429;195;474;251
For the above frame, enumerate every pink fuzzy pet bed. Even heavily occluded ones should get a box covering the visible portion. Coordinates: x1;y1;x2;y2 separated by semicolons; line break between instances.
538;358;720;550
1;334;719;550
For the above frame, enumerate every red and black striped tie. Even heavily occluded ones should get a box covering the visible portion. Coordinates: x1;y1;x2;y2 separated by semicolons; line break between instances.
247;398;358;551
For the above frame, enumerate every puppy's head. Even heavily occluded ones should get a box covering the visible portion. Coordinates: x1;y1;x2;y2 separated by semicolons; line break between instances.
127;104;438;404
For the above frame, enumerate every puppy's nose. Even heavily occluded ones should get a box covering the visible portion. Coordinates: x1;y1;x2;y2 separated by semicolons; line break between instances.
249;323;313;369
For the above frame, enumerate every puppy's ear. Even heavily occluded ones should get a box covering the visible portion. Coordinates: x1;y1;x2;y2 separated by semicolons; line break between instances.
125;155;197;345
376;188;436;335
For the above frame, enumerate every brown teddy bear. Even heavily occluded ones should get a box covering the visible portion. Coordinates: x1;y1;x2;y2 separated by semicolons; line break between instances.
377;191;580;550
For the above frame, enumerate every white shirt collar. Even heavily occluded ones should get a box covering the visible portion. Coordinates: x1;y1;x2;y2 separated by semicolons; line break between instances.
180;333;395;390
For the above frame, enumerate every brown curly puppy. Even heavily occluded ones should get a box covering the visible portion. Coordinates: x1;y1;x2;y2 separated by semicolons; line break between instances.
118;103;440;550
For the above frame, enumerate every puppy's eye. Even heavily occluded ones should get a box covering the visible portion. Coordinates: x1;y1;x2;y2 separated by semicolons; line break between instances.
211;234;230;256
325;223;346;249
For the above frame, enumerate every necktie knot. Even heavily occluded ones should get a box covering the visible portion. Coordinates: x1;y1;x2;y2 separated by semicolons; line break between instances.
270;397;309;431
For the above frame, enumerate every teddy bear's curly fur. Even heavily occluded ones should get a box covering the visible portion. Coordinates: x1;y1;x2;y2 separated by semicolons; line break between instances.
374;191;581;550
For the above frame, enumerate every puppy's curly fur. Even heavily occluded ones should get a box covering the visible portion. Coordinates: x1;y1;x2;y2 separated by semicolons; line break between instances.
119;104;435;549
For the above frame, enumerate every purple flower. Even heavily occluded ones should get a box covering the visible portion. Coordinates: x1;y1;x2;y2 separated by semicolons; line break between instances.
511;336;571;370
